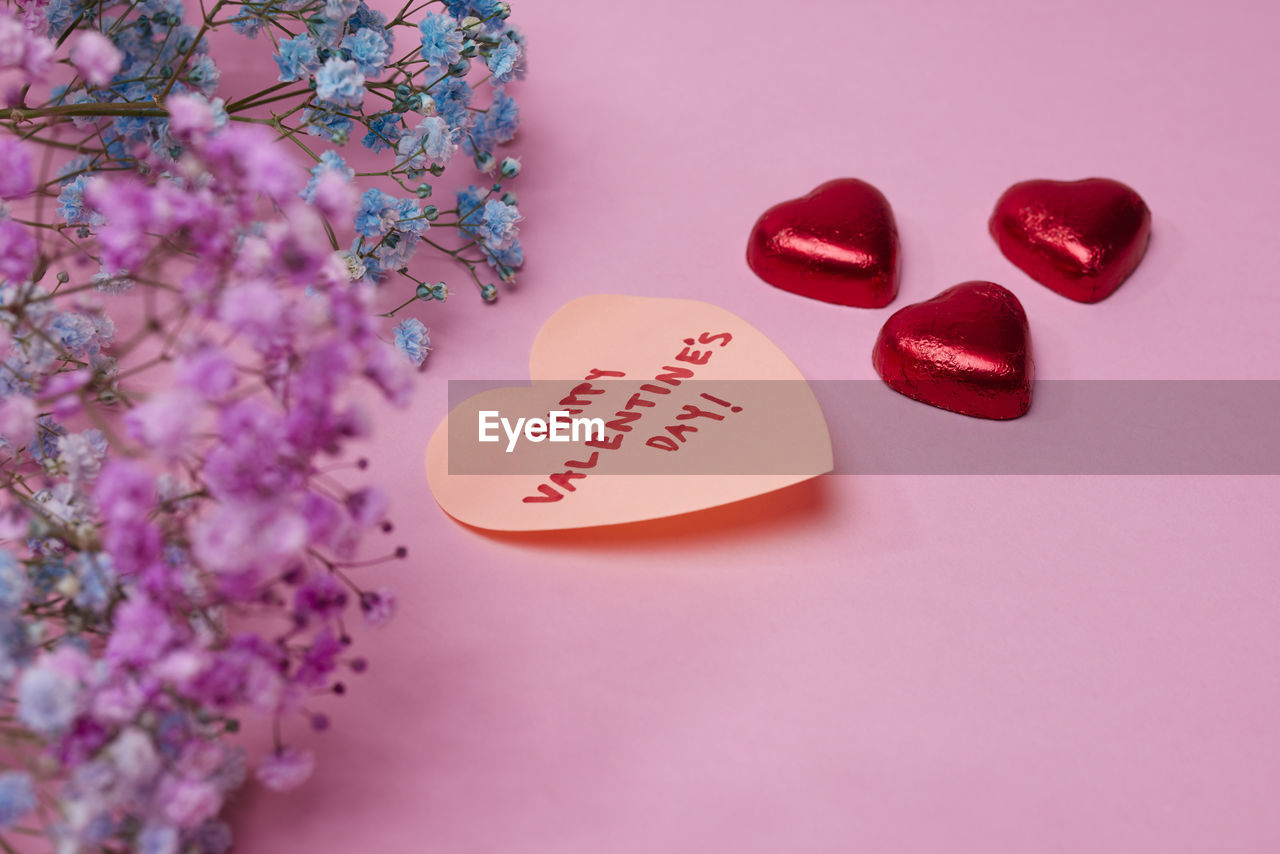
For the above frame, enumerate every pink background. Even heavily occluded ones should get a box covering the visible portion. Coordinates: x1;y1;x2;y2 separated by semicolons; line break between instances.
230;0;1280;851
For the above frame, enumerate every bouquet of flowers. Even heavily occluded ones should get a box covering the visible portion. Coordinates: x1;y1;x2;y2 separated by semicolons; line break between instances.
0;0;524;849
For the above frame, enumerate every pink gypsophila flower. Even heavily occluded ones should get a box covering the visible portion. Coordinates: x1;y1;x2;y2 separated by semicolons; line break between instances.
0;137;33;199
70;30;122;87
255;747;314;792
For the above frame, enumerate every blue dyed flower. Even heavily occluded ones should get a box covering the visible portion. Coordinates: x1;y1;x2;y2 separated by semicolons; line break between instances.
351;2;392;44
354;188;397;237
141;0;183;14
486;38;520;83
477;199;521;249
361;112;403;153
230;9;267;38
48;313;100;357
462;121;493;158
341;28;390;77
324;0;360;23
486;238;523;281
464;93;516;156
45;0;75;39
30;559;71;598
366;195;425;271
275;34;319;82
485;88;519;143
455;185;487;233
31;415;65;462
432;77;473;129
110;114;158;150
17;662;80;735
187;55;220;95
302;108;354;143
137;825;180;854
314;58;365;108
392;196;426;236
418;12;463;67
360;252;388;283
302;151;354;202
392;318;430;366
0;772;35;829
0;614;30;686
57;175;94;225
57;429;109;483
0;551;27;612
312;15;344;48
445;0;503;22
72;552;116;613
396;116;456;170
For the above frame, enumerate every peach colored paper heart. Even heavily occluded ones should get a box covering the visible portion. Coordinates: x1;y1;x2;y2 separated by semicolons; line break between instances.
425;295;833;531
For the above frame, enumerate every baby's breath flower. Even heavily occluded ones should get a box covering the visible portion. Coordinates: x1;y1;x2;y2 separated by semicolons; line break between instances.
392;317;430;365
0;0;526;848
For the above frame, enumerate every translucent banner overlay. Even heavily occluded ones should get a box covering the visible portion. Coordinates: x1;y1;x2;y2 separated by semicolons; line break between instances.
446;380;1280;475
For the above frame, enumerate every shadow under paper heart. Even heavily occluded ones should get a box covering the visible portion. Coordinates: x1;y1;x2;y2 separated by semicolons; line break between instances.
465;476;835;552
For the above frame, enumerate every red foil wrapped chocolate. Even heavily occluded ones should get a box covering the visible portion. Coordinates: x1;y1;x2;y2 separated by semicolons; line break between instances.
872;281;1033;420
746;178;900;308
989;177;1151;303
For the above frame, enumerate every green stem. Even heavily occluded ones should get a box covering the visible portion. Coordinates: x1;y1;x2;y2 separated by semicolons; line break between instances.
0;103;170;120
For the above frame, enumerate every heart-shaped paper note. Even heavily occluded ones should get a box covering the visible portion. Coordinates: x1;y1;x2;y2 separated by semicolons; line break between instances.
989;177;1151;303
425;295;833;531
746;178;900;308
872;281;1033;420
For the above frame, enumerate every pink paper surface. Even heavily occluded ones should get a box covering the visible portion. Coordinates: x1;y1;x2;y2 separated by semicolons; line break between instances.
228;0;1280;851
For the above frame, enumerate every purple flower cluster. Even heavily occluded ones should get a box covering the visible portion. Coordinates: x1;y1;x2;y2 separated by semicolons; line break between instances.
0;0;488;841
0;0;528;841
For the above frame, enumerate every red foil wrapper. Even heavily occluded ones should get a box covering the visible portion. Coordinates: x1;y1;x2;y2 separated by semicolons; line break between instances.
989;177;1151;303
746;178;900;308
872;281;1033;420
